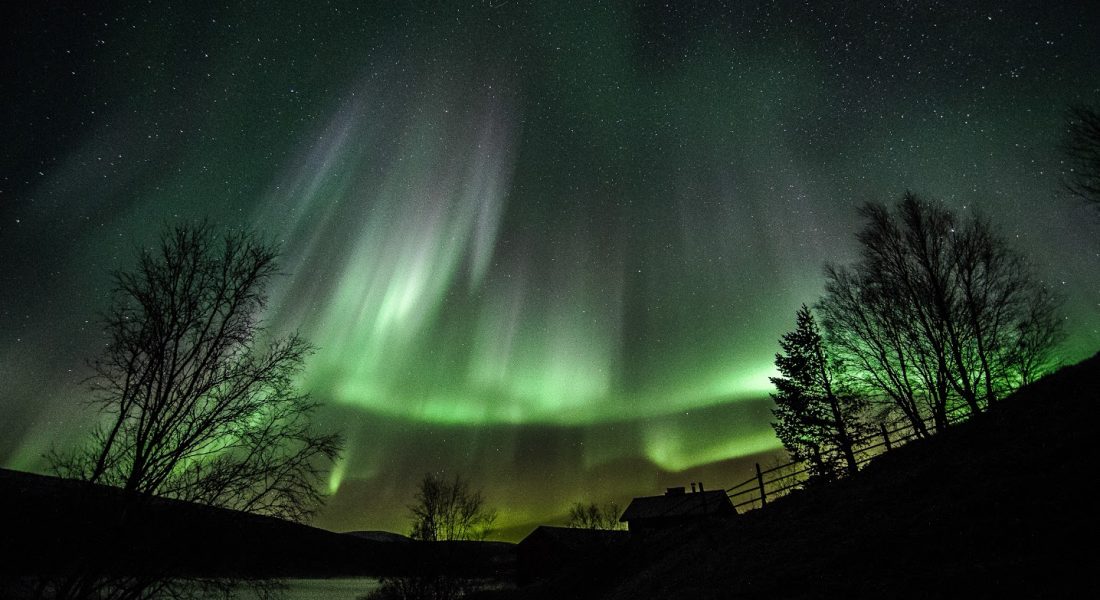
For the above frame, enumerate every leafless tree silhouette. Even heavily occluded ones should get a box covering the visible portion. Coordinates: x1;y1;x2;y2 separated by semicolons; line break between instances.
408;473;497;543
46;222;342;600
565;501;625;530
367;473;497;600
819;193;1063;434
1061;104;1100;206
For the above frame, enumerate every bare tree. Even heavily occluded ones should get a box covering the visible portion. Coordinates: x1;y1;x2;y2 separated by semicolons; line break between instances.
1008;285;1065;386
367;474;497;600
819;264;933;438
408;473;497;543
565;501;625;530
46;222;342;600
1061;104;1100;206
818;193;1063;432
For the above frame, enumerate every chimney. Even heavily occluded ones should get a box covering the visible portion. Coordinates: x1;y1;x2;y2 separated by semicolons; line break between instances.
665;486;686;496
690;482;697;493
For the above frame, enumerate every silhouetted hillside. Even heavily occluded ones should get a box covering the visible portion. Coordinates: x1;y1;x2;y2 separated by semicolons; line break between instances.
490;352;1099;599
0;469;513;582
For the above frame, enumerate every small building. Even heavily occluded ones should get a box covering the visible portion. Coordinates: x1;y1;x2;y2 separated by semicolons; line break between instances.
516;525;628;584
619;486;736;532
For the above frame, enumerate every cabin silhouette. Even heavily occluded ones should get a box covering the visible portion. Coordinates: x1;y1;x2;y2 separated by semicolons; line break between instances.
619;485;736;532
516;484;736;583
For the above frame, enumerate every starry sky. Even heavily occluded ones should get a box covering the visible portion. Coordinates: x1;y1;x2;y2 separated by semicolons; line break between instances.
2;1;1098;540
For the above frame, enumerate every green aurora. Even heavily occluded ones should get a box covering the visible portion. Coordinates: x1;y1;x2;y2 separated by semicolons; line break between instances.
2;1;1099;539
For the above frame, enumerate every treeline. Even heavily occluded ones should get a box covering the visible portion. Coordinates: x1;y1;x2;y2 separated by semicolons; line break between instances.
771;193;1064;479
770;102;1100;480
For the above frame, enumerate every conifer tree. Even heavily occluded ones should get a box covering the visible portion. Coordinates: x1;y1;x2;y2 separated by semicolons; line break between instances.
770;305;864;478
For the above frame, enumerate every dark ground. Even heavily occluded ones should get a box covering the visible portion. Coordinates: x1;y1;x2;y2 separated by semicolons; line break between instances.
0;468;513;592
2;354;1094;598
488;353;1098;599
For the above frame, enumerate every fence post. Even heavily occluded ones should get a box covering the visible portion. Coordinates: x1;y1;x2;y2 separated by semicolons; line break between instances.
880;423;892;451
755;462;767;508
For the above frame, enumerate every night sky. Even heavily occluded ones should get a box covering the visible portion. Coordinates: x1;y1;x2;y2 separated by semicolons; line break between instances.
2;1;1098;540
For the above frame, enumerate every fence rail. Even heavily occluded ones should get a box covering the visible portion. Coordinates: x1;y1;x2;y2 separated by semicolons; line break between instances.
726;402;975;512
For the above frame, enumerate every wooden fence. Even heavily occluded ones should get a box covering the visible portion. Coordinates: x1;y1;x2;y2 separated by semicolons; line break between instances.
726;403;975;512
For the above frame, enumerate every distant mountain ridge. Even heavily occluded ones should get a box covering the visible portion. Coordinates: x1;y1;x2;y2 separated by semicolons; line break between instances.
344;530;413;543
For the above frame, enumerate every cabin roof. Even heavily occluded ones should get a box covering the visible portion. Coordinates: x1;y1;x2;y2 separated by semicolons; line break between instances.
619;490;735;522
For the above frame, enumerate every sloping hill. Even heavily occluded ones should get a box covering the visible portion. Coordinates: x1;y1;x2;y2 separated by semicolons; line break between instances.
498;353;1098;599
0;468;514;583
0;468;380;578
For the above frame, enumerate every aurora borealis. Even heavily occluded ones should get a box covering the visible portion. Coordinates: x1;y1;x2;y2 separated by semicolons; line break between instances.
2;1;1099;540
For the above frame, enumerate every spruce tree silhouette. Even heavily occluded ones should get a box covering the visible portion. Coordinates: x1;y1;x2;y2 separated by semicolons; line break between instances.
771;304;864;479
